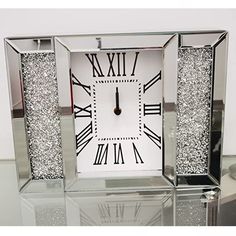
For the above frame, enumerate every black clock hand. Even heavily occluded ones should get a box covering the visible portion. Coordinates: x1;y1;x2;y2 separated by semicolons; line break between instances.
114;87;122;115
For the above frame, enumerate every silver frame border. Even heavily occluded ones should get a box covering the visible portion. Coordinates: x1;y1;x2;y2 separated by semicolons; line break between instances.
4;30;228;192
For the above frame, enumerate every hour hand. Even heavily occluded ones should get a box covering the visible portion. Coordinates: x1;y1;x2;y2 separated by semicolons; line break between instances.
114;87;122;115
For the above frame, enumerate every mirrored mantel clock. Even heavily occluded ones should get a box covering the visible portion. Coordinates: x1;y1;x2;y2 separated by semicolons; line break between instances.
5;31;228;192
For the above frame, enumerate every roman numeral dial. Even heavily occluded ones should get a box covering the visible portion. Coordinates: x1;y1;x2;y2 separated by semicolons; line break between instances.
72;49;162;175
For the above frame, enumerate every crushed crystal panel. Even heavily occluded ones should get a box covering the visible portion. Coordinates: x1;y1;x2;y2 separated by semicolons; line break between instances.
21;53;63;179
35;205;66;226
176;48;212;175
176;199;206;226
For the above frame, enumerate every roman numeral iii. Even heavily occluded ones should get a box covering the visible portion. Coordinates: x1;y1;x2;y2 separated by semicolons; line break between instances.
144;103;161;116
143;124;161;149
75;122;93;156
143;71;161;93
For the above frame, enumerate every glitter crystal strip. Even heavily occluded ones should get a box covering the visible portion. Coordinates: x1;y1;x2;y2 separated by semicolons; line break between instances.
176;48;212;175
176;200;206;226
21;53;63;179
35;205;66;226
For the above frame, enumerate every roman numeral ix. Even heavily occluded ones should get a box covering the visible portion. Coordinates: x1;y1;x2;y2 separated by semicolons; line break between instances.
74;104;92;118
143;71;161;93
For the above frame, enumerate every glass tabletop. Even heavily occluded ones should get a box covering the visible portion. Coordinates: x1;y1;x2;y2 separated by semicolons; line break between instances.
0;155;236;226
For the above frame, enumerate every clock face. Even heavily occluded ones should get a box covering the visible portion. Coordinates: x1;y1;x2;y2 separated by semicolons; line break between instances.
71;49;163;177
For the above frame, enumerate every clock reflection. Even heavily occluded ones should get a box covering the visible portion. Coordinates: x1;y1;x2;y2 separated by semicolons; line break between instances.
19;188;219;226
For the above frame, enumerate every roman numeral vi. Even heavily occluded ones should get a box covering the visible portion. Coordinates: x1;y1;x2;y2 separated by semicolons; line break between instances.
114;143;125;164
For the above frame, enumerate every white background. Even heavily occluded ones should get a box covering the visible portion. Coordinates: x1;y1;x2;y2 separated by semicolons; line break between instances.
0;8;236;159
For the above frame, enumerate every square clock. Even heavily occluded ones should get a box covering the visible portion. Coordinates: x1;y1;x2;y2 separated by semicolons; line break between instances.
5;31;228;192
71;42;162;175
55;33;175;191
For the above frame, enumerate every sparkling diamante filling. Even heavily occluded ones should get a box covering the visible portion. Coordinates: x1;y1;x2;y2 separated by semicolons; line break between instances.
21;52;63;179
176;48;212;175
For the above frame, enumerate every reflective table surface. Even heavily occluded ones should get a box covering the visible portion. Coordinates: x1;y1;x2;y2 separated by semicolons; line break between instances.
0;156;236;226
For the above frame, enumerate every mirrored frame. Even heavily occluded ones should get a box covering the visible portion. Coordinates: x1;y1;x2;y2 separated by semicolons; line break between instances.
5;31;228;192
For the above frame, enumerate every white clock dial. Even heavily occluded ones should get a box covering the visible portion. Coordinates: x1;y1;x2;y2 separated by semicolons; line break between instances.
71;49;163;177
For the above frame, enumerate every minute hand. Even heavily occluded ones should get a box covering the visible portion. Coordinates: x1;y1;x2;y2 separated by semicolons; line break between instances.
114;87;122;115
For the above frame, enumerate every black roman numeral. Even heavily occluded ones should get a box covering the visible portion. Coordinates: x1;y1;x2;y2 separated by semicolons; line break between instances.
116;203;125;220
146;211;162;226
107;53;115;77
144;103;161;116
71;73;91;96
122;52;126;76
80;210;97;226
132;143;144;164
93;144;109;165
143;71;161;93
143;124;161;149
134;202;142;219
74;104;92;118
113;143;124;164
75;121;93;156
107;52;126;77
98;203;111;221
85;53;104;77
86;52;139;77
131;52;139;76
